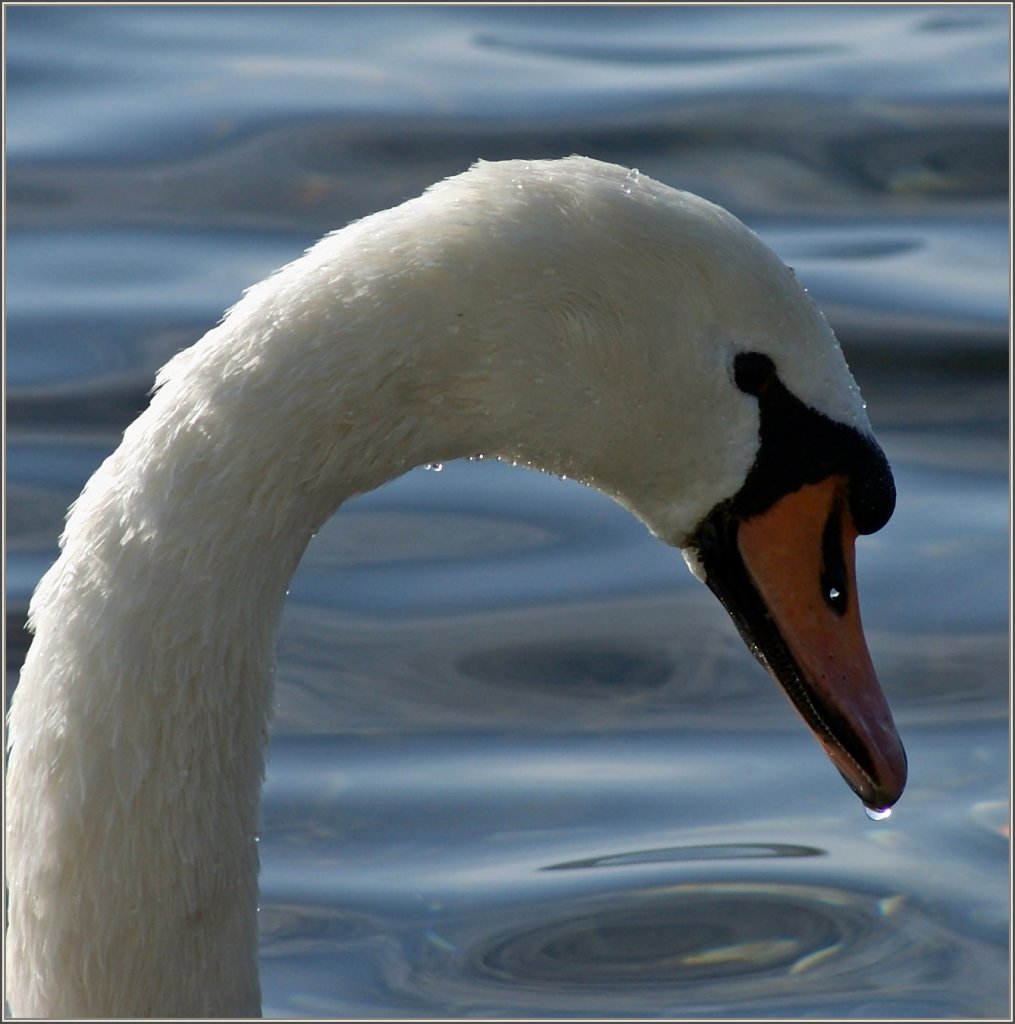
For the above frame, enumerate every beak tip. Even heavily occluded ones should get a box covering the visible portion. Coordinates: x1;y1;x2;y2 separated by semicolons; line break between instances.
838;740;908;813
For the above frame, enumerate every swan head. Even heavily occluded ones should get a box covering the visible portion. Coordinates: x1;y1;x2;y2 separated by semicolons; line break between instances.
682;350;904;812
414;157;905;809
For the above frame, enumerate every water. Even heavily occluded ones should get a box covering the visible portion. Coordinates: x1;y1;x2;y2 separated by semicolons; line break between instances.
4;5;1010;1018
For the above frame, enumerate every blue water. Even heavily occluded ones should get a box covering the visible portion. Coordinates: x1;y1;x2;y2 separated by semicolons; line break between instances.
4;5;1010;1019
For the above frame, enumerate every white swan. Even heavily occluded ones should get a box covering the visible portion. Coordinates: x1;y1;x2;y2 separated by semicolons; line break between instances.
5;156;906;1018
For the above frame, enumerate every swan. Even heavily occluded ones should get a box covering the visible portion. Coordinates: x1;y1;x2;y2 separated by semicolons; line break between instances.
4;155;906;1018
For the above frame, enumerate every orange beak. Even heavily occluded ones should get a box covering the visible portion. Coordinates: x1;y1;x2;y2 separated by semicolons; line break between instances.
690;474;906;811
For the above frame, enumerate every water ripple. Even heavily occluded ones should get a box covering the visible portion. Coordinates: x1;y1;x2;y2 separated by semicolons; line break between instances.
369;879;986;1017
543;843;825;871
475;34;843;67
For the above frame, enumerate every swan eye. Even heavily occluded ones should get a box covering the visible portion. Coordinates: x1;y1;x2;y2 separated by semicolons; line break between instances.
820;504;849;615
733;352;776;396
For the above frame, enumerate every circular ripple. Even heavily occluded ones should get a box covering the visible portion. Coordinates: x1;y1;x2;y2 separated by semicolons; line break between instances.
478;884;861;988
393;880;965;1016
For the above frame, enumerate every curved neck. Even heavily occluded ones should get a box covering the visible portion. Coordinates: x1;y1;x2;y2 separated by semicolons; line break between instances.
5;157;877;1017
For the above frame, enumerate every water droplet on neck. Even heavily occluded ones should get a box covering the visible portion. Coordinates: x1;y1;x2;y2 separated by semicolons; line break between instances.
865;806;892;821
424;462;443;472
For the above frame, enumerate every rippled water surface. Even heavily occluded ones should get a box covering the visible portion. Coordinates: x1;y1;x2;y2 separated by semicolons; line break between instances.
5;5;1010;1019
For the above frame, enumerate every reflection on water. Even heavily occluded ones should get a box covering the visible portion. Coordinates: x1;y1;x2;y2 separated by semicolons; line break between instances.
5;4;1009;1019
261;874;1002;1019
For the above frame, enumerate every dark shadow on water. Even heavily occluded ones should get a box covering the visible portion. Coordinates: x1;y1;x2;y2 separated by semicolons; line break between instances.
543;843;825;871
